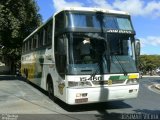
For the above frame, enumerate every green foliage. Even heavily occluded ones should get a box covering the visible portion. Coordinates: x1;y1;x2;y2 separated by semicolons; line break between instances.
0;0;42;48
139;55;160;73
0;0;42;70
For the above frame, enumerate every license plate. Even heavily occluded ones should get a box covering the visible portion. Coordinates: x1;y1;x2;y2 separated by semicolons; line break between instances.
75;98;88;103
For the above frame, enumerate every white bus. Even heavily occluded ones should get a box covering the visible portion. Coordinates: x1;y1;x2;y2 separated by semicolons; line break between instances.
21;7;140;105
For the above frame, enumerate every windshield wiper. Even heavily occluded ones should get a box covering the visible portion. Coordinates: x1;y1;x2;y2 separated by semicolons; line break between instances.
89;53;105;80
82;33;107;79
114;55;128;76
89;43;108;79
90;63;101;79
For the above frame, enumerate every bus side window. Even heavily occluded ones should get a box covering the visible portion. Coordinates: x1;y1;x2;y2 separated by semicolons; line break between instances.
43;29;46;46
44;22;52;45
38;30;43;47
47;23;52;44
25;41;27;52
55;35;67;79
26;40;29;52
55;12;65;35
31;38;33;50
54;12;66;79
44;27;47;45
29;38;32;51
33;34;38;49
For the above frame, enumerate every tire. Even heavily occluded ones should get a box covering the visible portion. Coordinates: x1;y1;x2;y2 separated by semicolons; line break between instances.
47;79;57;102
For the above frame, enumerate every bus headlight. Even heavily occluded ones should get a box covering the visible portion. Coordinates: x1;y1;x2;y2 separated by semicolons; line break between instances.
126;79;139;85
68;81;92;87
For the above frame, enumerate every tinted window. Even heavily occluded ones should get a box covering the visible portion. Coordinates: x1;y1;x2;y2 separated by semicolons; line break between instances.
44;22;52;45
54;35;67;78
55;12;65;35
68;13;133;31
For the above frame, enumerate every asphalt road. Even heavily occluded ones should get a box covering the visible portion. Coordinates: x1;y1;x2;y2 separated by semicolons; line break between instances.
0;76;160;120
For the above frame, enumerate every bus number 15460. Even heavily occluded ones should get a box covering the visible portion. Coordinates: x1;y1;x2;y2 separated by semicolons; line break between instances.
80;76;103;81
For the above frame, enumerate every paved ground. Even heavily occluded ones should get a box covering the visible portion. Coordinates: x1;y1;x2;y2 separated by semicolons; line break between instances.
0;76;160;120
142;75;160;91
0;78;63;114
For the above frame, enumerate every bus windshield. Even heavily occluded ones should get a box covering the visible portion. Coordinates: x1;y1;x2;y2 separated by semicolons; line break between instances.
71;33;106;64
68;12;133;31
68;33;138;75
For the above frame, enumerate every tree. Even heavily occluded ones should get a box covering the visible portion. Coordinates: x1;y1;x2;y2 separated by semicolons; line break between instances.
139;55;160;74
0;0;42;73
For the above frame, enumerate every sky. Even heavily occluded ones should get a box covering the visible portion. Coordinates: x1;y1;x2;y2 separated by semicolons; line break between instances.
36;0;160;55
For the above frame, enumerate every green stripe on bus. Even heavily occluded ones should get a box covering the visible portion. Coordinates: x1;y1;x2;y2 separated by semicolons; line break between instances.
109;75;128;80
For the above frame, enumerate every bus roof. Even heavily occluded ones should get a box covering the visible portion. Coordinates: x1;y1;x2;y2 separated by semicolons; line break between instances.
23;7;130;42
54;7;130;16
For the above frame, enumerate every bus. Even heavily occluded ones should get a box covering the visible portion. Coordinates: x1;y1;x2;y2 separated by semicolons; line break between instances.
21;7;140;105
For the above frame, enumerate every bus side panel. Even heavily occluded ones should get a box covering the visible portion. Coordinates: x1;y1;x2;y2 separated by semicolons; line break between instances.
21;49;46;87
33;49;46;86
40;48;55;90
40;48;67;102
21;52;36;82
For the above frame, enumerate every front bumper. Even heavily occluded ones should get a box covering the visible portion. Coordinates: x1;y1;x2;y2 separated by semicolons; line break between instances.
66;84;139;105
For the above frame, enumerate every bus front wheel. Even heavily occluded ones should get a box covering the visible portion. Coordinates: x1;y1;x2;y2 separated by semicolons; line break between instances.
47;79;57;102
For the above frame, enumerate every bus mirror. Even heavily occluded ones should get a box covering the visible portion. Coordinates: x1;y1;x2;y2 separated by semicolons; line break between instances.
135;39;140;57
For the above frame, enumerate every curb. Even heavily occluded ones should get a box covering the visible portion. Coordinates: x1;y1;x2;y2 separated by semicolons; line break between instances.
154;84;160;90
142;76;160;78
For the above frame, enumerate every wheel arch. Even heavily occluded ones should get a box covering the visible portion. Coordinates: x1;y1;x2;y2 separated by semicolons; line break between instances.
46;73;58;101
46;74;53;90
